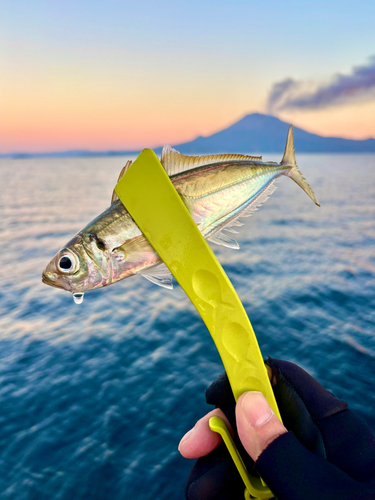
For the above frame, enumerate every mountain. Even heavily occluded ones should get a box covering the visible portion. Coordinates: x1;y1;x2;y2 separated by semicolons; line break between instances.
171;113;375;154
2;113;375;158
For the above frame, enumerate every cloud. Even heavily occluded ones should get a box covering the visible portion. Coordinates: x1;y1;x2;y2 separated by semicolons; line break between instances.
267;56;375;114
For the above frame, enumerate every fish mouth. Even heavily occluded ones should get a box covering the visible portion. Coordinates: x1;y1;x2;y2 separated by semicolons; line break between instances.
42;271;63;289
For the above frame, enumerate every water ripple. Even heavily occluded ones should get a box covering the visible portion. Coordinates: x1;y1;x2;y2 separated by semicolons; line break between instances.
1;154;375;498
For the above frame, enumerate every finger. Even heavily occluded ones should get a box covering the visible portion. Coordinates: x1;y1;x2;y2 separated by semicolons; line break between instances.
178;408;234;459
236;391;288;461
206;362;276;410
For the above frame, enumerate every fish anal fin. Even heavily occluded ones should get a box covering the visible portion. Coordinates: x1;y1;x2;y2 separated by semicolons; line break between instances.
208;232;240;250
205;181;278;247
223;227;239;234
239;182;277;218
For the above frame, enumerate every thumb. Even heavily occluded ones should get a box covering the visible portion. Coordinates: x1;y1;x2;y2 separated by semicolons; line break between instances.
236;391;288;462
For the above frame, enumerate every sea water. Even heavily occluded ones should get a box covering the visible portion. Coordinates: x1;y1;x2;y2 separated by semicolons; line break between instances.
0;154;374;499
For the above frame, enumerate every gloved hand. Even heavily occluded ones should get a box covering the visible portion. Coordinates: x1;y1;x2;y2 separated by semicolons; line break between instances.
179;358;375;500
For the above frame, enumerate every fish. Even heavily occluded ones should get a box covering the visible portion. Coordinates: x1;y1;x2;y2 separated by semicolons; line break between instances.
42;126;319;302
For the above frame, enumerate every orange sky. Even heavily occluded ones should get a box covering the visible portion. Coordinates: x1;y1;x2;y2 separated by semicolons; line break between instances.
2;65;374;154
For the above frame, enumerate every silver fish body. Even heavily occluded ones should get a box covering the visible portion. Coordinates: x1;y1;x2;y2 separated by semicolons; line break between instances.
42;126;319;296
176;160;288;238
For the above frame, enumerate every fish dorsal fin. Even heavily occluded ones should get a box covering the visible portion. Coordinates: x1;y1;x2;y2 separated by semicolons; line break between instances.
160;145;262;176
139;263;173;289
111;160;133;204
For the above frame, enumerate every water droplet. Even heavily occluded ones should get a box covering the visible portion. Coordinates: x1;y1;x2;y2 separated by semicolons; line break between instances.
72;292;84;304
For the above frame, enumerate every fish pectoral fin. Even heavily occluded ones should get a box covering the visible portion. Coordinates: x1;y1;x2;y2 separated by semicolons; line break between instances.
111;160;133;204
160;145;262;176
208;231;240;250
139;263;173;289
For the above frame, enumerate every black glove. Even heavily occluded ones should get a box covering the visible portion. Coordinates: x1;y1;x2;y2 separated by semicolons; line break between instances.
185;358;375;500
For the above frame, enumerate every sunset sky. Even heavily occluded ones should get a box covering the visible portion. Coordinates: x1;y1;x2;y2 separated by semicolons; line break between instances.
1;0;375;153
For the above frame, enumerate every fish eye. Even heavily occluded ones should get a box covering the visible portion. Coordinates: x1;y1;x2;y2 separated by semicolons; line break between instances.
96;239;105;251
60;256;72;269
57;252;79;274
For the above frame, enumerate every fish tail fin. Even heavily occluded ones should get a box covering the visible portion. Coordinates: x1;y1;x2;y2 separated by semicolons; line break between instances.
281;125;320;206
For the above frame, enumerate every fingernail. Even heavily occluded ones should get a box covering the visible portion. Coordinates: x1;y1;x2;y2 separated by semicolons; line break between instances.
178;427;195;451
240;392;274;427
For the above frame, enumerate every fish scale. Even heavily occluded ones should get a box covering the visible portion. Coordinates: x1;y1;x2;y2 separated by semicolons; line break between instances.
176;163;286;237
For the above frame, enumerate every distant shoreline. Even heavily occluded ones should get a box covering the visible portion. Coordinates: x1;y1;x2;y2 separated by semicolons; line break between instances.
3;150;375;160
